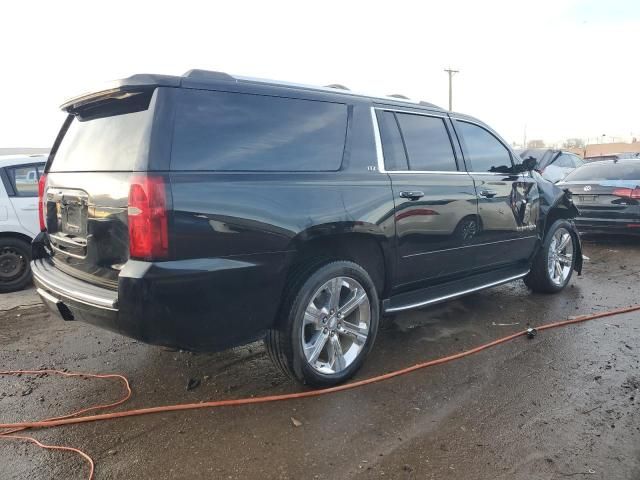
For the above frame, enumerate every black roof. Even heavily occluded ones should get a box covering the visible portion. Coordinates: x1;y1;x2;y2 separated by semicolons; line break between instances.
61;69;446;113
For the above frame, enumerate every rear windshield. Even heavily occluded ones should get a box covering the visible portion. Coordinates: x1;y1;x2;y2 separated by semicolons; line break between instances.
563;162;640;181
171;90;348;171
49;91;155;172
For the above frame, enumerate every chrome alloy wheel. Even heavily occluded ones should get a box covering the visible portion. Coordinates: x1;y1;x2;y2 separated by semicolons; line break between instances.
301;276;371;375
547;227;574;286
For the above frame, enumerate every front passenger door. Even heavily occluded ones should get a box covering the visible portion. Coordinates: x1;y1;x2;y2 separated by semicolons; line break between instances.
453;120;538;270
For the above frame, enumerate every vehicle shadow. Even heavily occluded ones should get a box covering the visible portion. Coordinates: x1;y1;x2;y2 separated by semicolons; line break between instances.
580;233;639;247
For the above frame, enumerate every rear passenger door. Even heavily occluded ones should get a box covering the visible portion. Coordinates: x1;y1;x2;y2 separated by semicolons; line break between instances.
452;119;538;269
375;107;478;288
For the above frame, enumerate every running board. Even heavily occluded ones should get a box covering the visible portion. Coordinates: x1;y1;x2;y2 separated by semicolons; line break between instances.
383;267;530;314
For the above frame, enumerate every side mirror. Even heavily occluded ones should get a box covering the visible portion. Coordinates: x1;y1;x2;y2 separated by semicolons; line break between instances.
522;156;537;172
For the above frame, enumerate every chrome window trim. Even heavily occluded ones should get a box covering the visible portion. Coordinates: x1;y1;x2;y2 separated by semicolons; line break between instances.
386;171;470;175
370;106;469;175
466;172;519;176
449;117;490;130
371;107;386;174
375;106;447;119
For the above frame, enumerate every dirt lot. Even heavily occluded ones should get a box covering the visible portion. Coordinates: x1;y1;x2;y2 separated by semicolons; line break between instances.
1;236;639;479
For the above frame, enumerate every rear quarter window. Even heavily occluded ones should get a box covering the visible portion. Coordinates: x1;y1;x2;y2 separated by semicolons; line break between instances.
171;90;348;171
3;163;44;196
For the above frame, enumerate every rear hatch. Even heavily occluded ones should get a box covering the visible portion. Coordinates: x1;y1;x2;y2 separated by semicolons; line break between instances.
44;89;159;289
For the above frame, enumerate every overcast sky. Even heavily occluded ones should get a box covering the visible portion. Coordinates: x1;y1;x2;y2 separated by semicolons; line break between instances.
2;0;638;148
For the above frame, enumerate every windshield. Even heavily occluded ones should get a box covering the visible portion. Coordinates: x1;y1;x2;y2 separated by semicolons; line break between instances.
563;162;640;182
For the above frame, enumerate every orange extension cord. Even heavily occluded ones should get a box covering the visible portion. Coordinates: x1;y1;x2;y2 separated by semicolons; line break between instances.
2;304;640;479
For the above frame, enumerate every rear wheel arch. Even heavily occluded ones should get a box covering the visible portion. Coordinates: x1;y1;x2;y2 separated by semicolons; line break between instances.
286;232;390;298
266;259;381;386
0;231;33;245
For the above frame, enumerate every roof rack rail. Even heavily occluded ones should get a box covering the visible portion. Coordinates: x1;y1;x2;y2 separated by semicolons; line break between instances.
183;69;235;82
324;84;350;91
184;70;444;110
388;94;410;99
419;101;441;108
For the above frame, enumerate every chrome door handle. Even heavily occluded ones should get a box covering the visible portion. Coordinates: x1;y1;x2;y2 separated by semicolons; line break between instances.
399;191;425;200
479;189;497;198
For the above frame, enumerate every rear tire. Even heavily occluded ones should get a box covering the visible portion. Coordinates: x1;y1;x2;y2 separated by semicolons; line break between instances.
524;220;577;293
0;237;32;293
265;260;380;387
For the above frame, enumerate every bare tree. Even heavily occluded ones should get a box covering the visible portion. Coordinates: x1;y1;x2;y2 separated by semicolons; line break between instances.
562;138;585;149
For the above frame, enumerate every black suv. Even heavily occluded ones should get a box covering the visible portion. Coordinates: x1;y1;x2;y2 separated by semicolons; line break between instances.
32;70;583;386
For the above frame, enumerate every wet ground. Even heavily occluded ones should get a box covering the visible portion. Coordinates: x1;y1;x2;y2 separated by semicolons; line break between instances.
1;235;639;479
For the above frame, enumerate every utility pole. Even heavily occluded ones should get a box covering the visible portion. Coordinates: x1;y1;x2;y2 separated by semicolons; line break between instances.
444;68;459;111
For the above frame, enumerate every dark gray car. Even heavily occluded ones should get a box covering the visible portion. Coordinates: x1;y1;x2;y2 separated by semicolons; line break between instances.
558;159;640;235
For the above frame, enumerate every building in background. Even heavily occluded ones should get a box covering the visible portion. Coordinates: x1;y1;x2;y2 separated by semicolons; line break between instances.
564;140;640;160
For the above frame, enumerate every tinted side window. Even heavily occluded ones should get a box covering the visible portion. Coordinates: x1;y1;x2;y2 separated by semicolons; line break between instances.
456;121;512;173
6;164;44;197
377;111;408;171
172;90;347;171
395;113;457;171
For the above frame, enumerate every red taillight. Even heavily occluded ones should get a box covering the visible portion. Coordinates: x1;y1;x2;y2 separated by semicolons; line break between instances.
128;175;169;260
612;187;640;199
38;174;47;231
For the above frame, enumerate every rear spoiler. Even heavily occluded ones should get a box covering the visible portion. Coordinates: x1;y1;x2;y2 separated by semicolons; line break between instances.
60;74;181;112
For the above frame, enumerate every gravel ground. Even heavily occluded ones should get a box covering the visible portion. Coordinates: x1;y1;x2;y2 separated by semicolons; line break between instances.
1;235;639;479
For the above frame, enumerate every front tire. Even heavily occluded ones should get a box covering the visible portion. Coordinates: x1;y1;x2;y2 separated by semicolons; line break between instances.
0;237;32;293
265;260;380;387
524;220;577;293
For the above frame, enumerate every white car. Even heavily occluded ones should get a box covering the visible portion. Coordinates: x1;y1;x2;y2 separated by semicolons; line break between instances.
0;154;47;292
